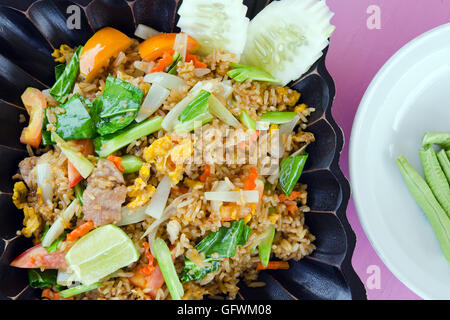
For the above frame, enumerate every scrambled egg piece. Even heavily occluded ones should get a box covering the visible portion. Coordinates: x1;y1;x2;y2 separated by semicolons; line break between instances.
51;44;73;63
184;178;204;190
295;104;308;114
127;164;156;209
276;87;300;107
12;182;40;237
12;182;27;210
268;213;281;224
144;136;193;184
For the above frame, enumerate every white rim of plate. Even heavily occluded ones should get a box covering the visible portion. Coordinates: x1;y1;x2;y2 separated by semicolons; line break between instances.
350;22;450;300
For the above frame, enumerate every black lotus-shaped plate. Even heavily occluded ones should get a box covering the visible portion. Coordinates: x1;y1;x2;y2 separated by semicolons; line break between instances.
0;0;366;300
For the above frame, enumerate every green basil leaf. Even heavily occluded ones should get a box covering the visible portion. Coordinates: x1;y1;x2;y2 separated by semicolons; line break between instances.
93;76;144;136
28;269;59;289
52;94;96;140
49;46;82;103
178;90;210;123
180;257;221;282
279;154;308;197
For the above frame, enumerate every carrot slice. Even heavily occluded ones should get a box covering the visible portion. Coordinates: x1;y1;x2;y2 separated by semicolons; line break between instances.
279;191;303;202
66;221;95;242
186;52;207;68
138;33;199;62
256;261;289;270
151;50;174;73
107;155;125;172
244;167;259;190
139;242;156;276
199;164;211;183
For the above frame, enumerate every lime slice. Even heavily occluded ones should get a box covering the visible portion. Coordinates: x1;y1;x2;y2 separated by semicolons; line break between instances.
66;224;139;285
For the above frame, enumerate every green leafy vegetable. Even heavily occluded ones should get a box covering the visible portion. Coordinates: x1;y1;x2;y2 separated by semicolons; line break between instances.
260;112;297;124
74;183;84;206
59;282;101;298
152;238;184;300
258;225;275;268
54;64;66;81
28;269;61;290
179;257;221;282
227;63;281;83
41;111;54;146
279;154;308;196
92;76;144;136
52;94;96;140
396;155;450;261
181;219;252;282
178;90;211;123
208;94;240;128
121;155;144;174
40;224;66;253
174;112;214;133
239;110;256;131
49;46;82;103
167;52;182;75
94;116;163;158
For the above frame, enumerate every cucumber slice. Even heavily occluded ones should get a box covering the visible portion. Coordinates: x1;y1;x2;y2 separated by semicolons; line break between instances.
177;0;249;58
241;0;335;85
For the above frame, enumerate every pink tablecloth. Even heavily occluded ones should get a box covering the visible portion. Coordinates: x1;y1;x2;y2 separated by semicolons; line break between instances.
326;0;450;300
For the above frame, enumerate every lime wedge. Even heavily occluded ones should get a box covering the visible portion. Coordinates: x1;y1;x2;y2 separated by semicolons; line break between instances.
66;224;139;285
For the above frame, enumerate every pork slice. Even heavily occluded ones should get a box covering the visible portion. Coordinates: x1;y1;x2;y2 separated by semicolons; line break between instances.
82;160;127;227
18;156;38;188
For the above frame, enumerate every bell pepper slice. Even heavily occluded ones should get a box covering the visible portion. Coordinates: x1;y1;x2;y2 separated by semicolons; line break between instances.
138;33;199;62
80;27;132;82
20;88;47;148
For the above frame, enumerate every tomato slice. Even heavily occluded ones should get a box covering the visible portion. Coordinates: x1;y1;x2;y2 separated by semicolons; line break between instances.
66;139;94;187
130;265;165;298
10;244;68;269
20;88;46;148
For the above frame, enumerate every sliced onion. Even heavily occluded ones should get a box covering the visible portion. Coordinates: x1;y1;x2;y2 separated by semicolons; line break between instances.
279;115;300;135
209;94;241;128
144;72;186;90
135;83;170;122
210;180;234;213
134;24;160;40
57;270;79;286
173;32;188;61
116;205;149;227
204;190;259;204
256;121;270;130
194;68;211;77
42;200;79;247
145;175;172;219
220;80;233;100
36;162;53;204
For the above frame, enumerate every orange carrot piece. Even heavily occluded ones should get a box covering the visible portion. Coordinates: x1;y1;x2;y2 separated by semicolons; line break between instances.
186;52;207;68
66;221;95;242
171;186;189;195
138;33;199;62
244;167;259;190
41;288;61;300
256;261;290;270
199;164;211;183
107;155;124;172
286;204;298;215
139;242;156;276
151;50;174;73
279;191;303;202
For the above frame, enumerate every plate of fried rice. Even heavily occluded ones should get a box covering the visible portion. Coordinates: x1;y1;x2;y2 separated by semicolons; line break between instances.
0;0;365;300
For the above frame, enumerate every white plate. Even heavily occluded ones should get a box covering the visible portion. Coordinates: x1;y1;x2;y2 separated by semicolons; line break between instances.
350;23;450;300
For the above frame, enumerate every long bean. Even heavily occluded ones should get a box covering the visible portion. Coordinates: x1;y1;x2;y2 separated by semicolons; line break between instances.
419;147;450;216
437;149;450;184
422;132;450;149
396;155;450;261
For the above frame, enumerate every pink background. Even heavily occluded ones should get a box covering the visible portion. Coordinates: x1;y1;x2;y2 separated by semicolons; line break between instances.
325;0;450;299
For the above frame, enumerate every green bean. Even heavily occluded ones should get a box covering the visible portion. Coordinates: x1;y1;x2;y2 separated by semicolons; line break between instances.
437;149;450;184
121;155;144;174
396;155;450;261
258;225;275;268
422;132;450;149
419;147;450;216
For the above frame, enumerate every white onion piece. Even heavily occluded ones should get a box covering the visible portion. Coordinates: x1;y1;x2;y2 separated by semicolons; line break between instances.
42;200;79;247
116;205;149;226
135;83;170;122
145;175;172;219
220;80;233;100
173;32;188;61
57;270;79;286
279;115;300;135
210;181;232;213
36;162;53;204
256;121;270;130
205;190;259;204
134;24;160;40
194;68;211;77
144;72;186;90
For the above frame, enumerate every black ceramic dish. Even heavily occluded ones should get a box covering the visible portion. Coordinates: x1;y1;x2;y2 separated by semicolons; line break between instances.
0;0;366;300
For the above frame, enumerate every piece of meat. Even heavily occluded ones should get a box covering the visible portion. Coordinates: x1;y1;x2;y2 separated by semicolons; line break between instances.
18;156;38;188
82;159;127;227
